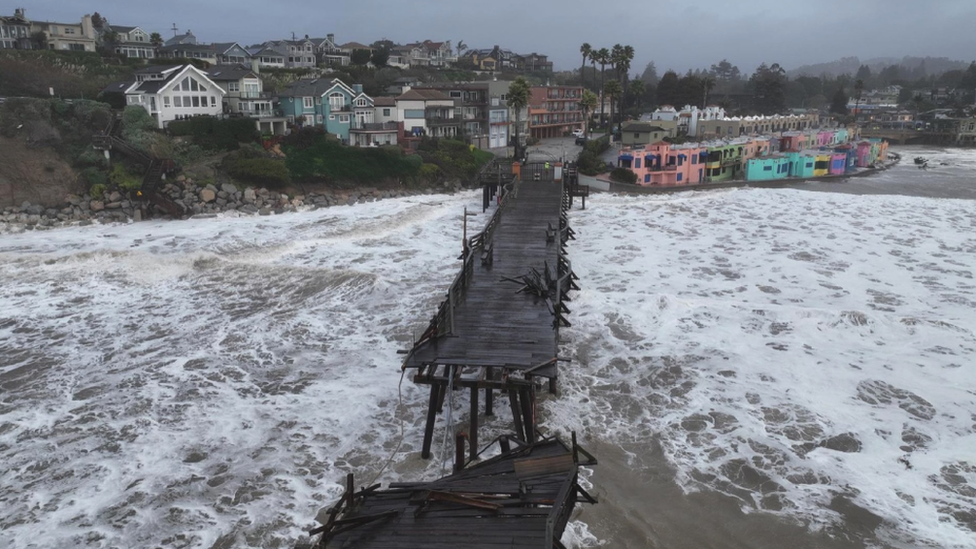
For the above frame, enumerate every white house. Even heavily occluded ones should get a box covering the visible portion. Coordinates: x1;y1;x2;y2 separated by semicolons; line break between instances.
123;65;225;128
395;88;458;138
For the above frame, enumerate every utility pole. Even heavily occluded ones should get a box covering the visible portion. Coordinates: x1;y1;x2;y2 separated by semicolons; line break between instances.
170;23;178;37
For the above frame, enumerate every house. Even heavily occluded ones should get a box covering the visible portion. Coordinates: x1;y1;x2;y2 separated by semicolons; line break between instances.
211;43;250;64
522;53;552;72
349;96;400;147
528;86;583;139
266;38;316;68
0;9;32;49
120;64;226;128
245;46;285;69
460;45;525;71
157;42;218;64
278;78;373;143
395;88;460;139
620;121;671;146
206;63;288;136
415;40;453;67
618;141;707;186
744;154;793;181
164;31;196;47
103;24;155;59
29;13;97;51
412;81;513;149
310;34;347;66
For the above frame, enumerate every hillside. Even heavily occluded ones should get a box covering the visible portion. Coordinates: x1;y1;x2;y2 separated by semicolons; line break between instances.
788;55;970;79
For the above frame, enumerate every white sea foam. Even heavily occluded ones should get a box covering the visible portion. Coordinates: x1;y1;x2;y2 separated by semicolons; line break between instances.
2;167;975;548
547;186;976;548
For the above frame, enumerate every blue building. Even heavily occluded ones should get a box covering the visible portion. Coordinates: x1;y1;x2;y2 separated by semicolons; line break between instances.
278;78;374;144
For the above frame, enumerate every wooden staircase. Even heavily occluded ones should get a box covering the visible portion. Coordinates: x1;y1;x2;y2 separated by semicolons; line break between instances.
93;117;186;219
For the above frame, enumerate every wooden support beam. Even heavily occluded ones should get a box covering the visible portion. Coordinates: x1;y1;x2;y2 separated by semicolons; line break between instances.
469;386;479;461
520;384;536;444
485;368;494;416
455;432;466;473
508;388;525;442
421;383;439;459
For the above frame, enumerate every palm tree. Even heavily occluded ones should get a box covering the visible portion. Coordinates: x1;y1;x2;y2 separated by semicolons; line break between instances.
508;77;531;161
853;79;864;124
580;89;597;137
604;79;622;138
580;43;591;89
595;47;610;128
702;76;715;109
150;32;163;49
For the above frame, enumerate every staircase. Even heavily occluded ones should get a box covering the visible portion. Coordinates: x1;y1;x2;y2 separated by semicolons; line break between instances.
93;116;185;219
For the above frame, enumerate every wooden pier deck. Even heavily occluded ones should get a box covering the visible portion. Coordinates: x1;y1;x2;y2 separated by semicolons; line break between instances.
308;436;597;549
402;161;582;459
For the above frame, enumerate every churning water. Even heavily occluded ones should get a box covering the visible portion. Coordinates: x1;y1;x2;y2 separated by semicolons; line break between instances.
1;146;974;548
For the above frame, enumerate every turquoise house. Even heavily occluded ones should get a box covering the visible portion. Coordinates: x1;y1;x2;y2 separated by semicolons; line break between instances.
744;155;791;181
278;78;374;144
791;152;817;177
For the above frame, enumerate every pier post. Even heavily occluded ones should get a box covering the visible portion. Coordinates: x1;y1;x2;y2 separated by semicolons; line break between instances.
422;383;439;459
508;388;524;442
469;386;479;461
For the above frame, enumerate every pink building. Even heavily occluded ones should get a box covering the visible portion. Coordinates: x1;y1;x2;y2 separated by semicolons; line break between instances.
817;130;834;147
618;141;708;186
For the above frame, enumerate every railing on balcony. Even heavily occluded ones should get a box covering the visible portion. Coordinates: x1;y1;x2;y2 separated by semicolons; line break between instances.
330;104;351;112
427;116;462;126
351;121;399;132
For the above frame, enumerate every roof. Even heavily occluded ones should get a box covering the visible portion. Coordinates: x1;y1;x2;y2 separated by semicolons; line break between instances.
107;25;138;33
134;65;184;75
623;121;667;133
280;78;357;98
397;89;451;101
247;46;283;57
158;43;217;55
373;96;396;106
206;64;257;81
101;80;134;95
340;41;371;50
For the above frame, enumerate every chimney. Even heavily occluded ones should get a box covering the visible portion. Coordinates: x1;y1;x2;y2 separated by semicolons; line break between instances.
327;33;334;44
304;34;309;40
14;7;24;18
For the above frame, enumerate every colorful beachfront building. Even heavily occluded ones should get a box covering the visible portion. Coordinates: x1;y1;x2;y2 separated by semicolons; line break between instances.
743;154;793;181
617;141;707;185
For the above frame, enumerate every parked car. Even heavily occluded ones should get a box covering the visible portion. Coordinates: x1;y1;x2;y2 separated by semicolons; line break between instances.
571;129;585;138
575;136;588;146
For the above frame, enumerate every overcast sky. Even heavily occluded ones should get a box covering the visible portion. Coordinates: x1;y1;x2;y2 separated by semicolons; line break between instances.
20;0;976;75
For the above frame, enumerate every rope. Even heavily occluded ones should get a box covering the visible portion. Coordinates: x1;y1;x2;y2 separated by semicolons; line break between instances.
365;368;407;488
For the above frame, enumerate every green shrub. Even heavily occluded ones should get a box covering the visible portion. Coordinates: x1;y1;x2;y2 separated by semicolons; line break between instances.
167;117;258;151
89;183;107;199
283;133;421;183
223;151;290;187
109;163;142;190
609;167;637;184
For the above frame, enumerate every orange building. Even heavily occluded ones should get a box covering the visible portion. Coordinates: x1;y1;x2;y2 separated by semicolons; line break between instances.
528;86;583;139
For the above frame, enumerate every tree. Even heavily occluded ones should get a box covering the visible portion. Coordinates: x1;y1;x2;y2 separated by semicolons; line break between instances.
579;43;592;90
507;77;530;160
371;39;395;52
710;59;741;81
595;47;610;125
149;32;163;48
30;31;48;50
371;48;390;68
580;89;597;136
91;12;105;29
639;61;658;86
629;79;646;113
656;70;680;108
350;49;372;66
853;79;864;123
702;75;715;108
856;65;873;81
605;79;623;136
830;86;848;115
455;40;467;58
749;62;787;115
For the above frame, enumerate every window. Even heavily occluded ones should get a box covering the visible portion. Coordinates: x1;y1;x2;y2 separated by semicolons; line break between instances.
303;96;314;109
64;27;76;35
174;96;182;107
635;159;641;169
329;115;335;120
192;96;200;107
228;82;239;92
163;96;170;107
355;98;367;107
339;115;349;123
382;108;391;116
634;133;640;138
677;173;683;182
210;96;216;107
317;114;323;123
764;165;773;171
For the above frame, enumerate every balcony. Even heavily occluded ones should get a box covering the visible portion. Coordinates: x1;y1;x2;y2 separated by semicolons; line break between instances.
427;116;462;126
351;121;399;132
329;104;351;112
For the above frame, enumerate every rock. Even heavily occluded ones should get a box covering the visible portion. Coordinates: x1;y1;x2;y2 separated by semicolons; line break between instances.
133;209;143;222
176;175;187;182
105;202;122;209
90;200;105;211
257;188;269;196
199;189;216;202
66;194;82;206
259;207;272;216
243;188;256;202
108;191;122;202
217;190;229;199
215;198;227;207
20;201;31;211
221;183;239;194
79;219;93;226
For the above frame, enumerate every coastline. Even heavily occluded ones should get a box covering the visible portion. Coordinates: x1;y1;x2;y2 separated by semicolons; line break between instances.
593;152;902;195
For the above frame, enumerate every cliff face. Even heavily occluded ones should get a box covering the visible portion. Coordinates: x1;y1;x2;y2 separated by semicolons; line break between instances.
0;135;80;208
